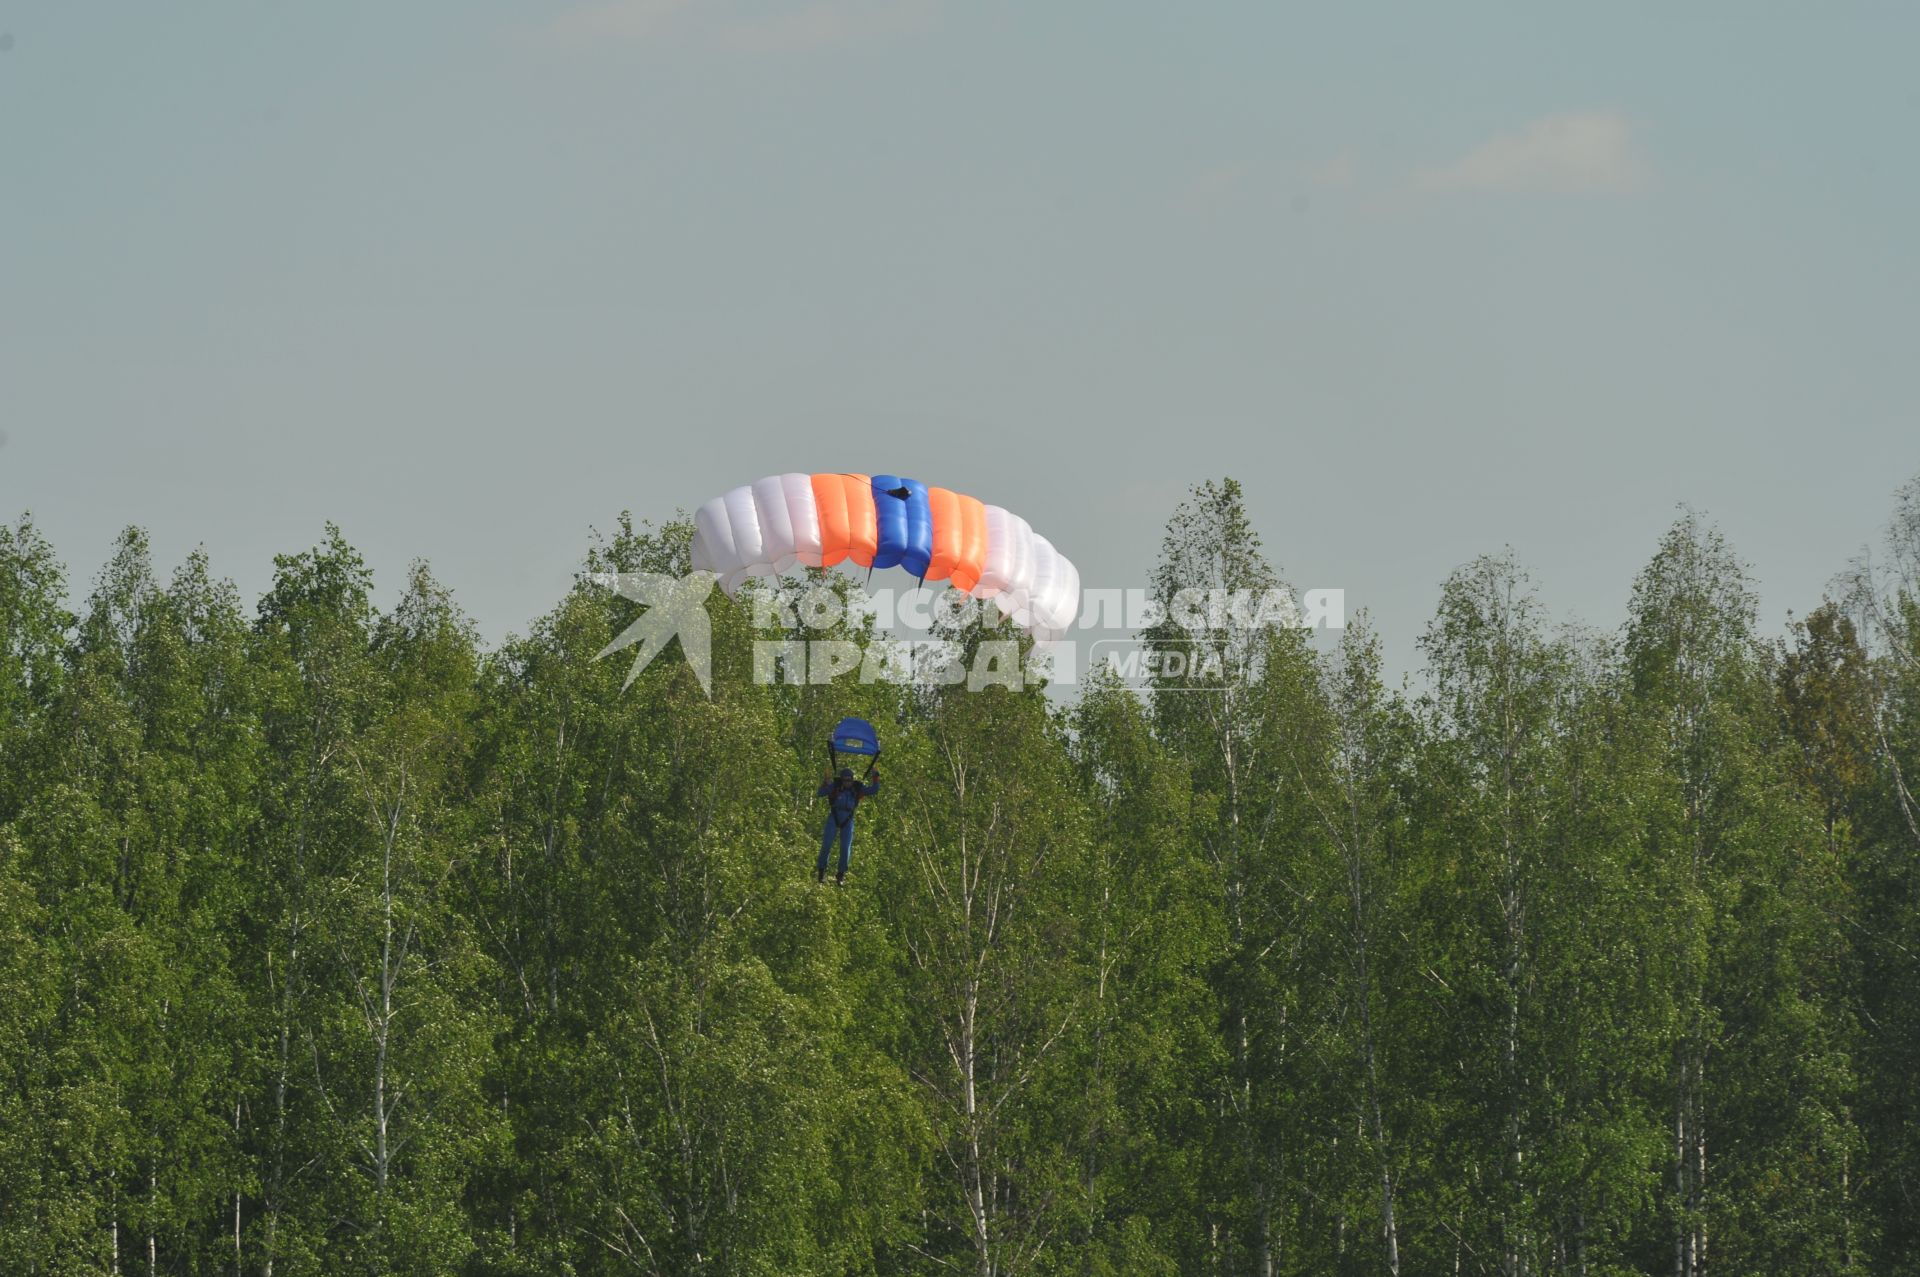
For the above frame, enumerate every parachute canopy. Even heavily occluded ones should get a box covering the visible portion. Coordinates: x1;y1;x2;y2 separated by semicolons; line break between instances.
831;716;881;757
690;473;1082;640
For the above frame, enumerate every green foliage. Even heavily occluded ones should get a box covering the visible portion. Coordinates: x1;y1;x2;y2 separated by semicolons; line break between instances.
0;485;1914;1274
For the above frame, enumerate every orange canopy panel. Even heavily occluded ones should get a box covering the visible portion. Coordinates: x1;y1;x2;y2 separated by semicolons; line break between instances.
924;487;960;584
925;488;988;593
950;492;987;594
811;473;876;569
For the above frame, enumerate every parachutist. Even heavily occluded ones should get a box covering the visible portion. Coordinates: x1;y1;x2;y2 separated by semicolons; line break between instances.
817;764;879;885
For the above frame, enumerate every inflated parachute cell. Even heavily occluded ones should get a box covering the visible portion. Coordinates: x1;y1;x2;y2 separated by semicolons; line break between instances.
831;716;881;757
869;475;933;577
690;472;1081;639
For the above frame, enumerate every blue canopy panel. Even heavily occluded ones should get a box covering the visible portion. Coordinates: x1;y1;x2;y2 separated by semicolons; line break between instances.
831;716;881;757
870;476;932;578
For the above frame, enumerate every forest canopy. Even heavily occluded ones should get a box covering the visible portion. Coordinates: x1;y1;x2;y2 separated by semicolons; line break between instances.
3;476;1920;1276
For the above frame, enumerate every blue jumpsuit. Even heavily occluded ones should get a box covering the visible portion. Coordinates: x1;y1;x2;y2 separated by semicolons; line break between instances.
817;773;879;880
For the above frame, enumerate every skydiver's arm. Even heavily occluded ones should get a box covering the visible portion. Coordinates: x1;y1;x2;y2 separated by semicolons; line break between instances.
861;775;880;797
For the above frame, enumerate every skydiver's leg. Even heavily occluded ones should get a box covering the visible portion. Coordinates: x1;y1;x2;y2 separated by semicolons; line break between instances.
836;820;854;882
818;818;838;882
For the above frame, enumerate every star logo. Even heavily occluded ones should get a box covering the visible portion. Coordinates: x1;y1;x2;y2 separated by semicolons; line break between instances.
589;571;719;696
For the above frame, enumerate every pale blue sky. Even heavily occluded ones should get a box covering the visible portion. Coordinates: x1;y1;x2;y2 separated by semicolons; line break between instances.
3;2;1916;676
